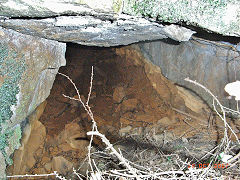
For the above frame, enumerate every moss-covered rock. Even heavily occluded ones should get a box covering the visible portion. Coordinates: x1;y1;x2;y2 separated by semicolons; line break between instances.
124;0;240;36
0;27;66;178
0;42;26;168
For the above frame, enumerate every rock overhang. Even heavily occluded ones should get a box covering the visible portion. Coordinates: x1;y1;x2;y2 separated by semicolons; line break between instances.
0;14;195;47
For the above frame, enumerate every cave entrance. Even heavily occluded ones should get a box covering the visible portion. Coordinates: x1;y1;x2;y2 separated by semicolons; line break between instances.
39;43;181;141
9;42;233;178
40;44;125;139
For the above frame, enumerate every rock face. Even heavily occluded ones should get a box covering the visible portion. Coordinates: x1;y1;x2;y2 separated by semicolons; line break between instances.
0;0;239;178
7;43;240;178
0;27;66;178
0;0;122;17
0;1;195;47
11;101;47;175
0;15;194;47
1;0;240;40
52;156;73;176
9;116;89;177
135;39;240;109
124;0;240;37
0;152;6;179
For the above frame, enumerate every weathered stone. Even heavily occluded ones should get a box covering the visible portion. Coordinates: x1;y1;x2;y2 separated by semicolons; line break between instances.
0;27;66;126
44;162;52;172
157;117;175;125
135;40;240;110
121;98;138;112
49;146;60;157
0;12;195;47
176;86;208;114
0;151;6;179
41;156;51;165
0;0;119;17
113;86;125;103
0;0;239;38
119;117;131;126
123;0;240;37
0;26;65;149
0;26;65;177
0;15;165;47
153;132;175;144
31;168;47;175
12;101;47;175
163;24;196;42
59;143;75;152
57;121;88;151
8;42;235;177
119;125;132;136
51;156;73;176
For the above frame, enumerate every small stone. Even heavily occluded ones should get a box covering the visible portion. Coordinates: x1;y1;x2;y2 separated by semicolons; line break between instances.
157;117;175;125
70;100;79;107
131;127;143;136
57;121;89;151
78;161;90;176
120;117;131;126
113;87;125;103
177;86;207;114
119;126;132;136
69;138;89;150
122;98;138;112
49;147;54;152
182;137;188;143
41;156;51;165
119;177;127;180
52;156;73;175
44;162;52;172
31;168;46;175
153;132;174;143
59;143;74;152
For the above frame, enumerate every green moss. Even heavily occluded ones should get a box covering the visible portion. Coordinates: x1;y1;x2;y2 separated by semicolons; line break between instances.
125;0;240;36
5;125;22;165
131;0;228;21
0;125;21;165
0;42;26;165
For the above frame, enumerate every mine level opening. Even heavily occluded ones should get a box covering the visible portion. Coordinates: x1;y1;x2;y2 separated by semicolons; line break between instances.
36;42;194;175
39;43;179;146
8;42;240;178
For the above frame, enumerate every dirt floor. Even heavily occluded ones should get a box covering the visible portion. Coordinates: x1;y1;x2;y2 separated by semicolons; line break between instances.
7;43;240;179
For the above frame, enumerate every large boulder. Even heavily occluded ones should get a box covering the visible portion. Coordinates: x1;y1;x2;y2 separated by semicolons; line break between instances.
0;1;195;47
124;0;240;37
0;15;194;47
0;27;66;178
134;39;240;109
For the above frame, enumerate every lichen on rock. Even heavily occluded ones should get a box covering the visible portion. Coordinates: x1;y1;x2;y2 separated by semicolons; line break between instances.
124;0;240;36
0;42;26;166
0;27;66;177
